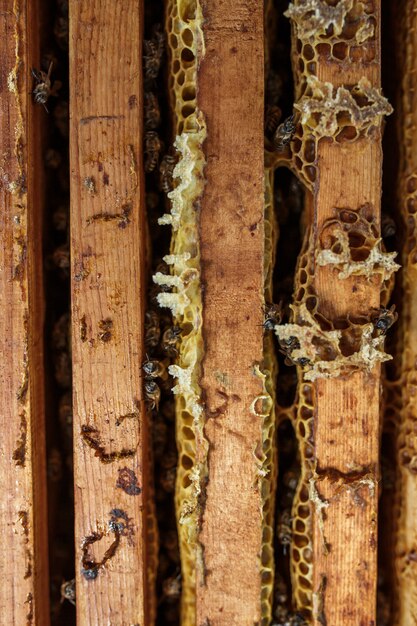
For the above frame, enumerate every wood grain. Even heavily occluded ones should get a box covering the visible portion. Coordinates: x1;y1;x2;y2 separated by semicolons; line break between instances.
196;2;266;624
0;1;50;624
310;5;382;625
69;2;151;623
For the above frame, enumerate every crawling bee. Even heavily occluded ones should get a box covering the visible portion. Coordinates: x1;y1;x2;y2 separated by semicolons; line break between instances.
381;213;396;238
265;105;282;137
143;357;167;380
162;571;181;602
145;310;161;351
372;305;398;336
144;131;163;173
159;466;176;493
47;448;63;483
263;302;283;331
144;24;164;81
159;153;177;194
144;380;161;412
277;509;292;555
32;62;61;112
144;92;161;130
161;326;182;357
60;578;75;606
272;114;296;152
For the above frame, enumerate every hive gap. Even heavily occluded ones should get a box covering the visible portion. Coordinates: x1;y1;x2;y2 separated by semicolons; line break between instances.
40;0;74;622
143;2;181;625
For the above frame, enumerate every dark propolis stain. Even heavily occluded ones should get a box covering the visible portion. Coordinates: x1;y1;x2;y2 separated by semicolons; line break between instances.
116;467;142;496
80;424;136;464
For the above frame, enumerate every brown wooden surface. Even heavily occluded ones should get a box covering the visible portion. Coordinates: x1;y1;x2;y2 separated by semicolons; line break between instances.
196;1;266;624
310;8;382;625
69;1;150;623
0;1;50;624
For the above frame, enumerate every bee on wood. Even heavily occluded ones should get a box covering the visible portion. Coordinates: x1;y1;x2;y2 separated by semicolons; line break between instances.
60;578;75;606
145;310;161;351
161;326;182;357
265;105;282;137
159;154;177;194
162;571;181;602
144;380;161;412
32;62;61;112
143;357;167;380
372;305;398;336
144;131;163;173
272;114;296;152
263;302;283;331
144;92;161;130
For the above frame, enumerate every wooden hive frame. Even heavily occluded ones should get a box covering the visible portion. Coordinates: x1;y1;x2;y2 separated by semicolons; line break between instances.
0;1;412;625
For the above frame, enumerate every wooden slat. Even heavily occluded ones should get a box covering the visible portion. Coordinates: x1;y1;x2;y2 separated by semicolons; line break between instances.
0;1;50;624
196;2;266;624
69;2;151;623
309;6;383;625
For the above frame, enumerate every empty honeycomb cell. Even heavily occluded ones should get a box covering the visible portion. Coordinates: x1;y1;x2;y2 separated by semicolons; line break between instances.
179;0;196;21
182;85;196;101
170;33;179;49
332;41;348;59
181;104;195;119
181;28;194;46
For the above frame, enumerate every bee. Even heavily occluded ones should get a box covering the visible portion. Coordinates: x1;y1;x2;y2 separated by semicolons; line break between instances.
161;326;182;358
52;244;70;270
381;213;396;238
145;310;161;351
47;448;63;483
143;357;167;380
54;15;69;50
144;131;163;173
263;302;283;331
162;571;181;602
144;25;164;81
152;417;168;458
32;62;61;112
144;92;161;130
144;380;161;412
53;100;69;138
372;305;398;336
159;154;177;194
53;205;68;232
272;114;296;152
277;509;292;554
60;578;75;606
265;105;282;137
159;466;176;493
45;148;62;170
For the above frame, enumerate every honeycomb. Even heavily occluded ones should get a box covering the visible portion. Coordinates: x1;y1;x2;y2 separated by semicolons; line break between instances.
155;4;206;623
261;166;279;625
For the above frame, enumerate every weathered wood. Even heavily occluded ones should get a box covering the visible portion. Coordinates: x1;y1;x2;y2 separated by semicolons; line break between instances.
196;2;267;624
0;1;50;624
310;6;383;625
69;1;151;623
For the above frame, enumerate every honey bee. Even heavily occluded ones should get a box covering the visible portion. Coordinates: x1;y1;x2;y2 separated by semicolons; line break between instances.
162;571;181;602
60;578;75;606
52;244;70;270
277;509;292;554
45;148;62;170
144;92;161;130
145;310;161;351
143;357;167;380
144;380;161;412
263;302;283;331
272;114;296;152
372;305;398;336
159;466;176;493
265;105;282;137
144;131;163;173
152;416;168;458
161;326;182;357
53;100;69;138
159;154;177;194
381;214;396;238
32;62;61;112
144;25;164;81
53;205;68;231
47;448;63;483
